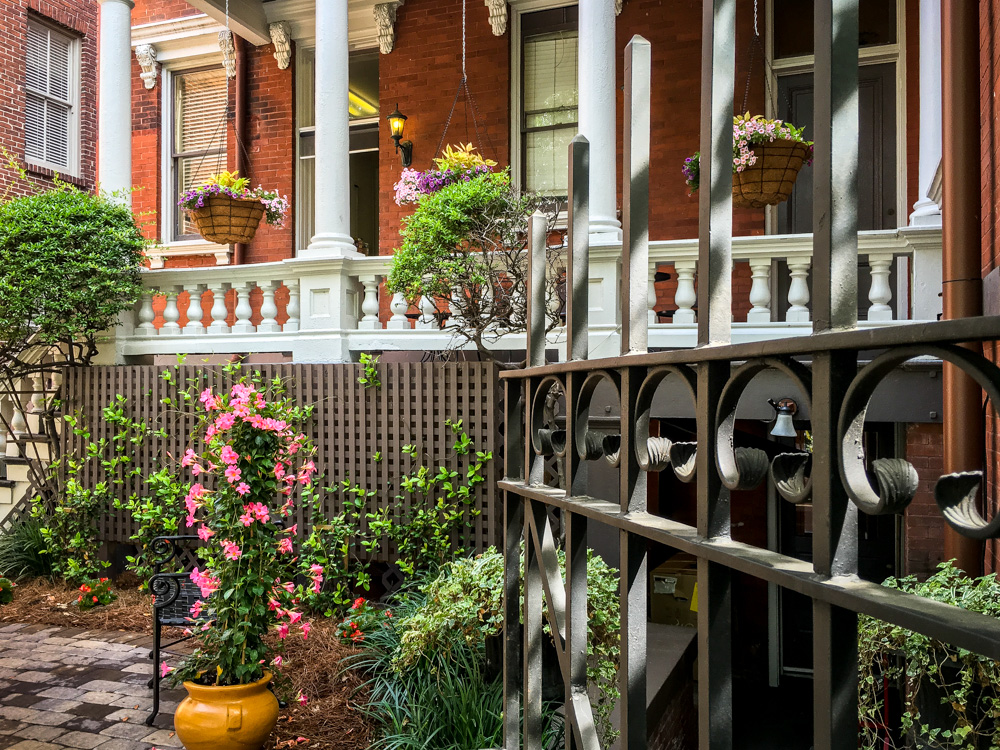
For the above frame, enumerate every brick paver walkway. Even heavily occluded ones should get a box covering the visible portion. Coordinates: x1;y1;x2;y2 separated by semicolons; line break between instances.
0;623;185;750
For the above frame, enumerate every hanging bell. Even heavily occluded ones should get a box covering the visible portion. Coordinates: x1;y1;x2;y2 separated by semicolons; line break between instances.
768;398;798;438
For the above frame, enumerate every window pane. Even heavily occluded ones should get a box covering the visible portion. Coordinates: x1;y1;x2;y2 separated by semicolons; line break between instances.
25;23;48;93
297;155;315;250
524;31;578;117
773;0;897;59
526;126;576;196
47;31;72;101
25;93;46;162
349;52;379;120
174;68;228;155
296;48;315;129
44;101;70;168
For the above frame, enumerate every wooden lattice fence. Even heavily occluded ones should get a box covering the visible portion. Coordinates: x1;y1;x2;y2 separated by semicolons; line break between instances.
60;363;502;561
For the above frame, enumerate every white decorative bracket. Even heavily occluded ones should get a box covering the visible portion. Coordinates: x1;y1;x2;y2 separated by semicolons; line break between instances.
269;21;292;70
485;0;507;35
219;29;236;78
135;44;159;90
373;1;404;55
615;0;625;15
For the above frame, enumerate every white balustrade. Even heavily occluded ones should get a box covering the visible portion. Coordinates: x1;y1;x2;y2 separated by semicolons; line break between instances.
648;264;658;325
208;284;230;334
29;373;45;415
673;260;697;324
786;258;811;322
867;253;895;321
259;282;280;333
9;385;27;437
231;283;254;334
137;292;156;336
285;282;301;332
387;291;409;329
358;275;380;330
185;287;207;335
747;260;772;323
417;293;437;330
161;288;182;335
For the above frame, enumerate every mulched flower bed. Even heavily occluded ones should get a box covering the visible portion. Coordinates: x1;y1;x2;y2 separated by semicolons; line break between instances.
0;578;372;750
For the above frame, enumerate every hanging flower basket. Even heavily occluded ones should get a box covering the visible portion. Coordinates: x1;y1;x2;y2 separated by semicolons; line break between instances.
682;114;814;209
731;139;812;209
179;171;289;245
188;194;266;244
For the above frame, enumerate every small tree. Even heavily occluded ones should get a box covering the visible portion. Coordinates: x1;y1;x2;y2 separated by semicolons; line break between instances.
0;176;147;505
387;169;563;362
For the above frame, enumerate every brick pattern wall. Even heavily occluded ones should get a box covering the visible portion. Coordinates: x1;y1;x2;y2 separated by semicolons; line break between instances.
982;0;1000;574
0;0;98;197
132;0;201;26
904;422;947;577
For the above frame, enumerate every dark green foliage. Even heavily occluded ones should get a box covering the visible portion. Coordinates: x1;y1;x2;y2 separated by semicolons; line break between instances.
0;519;52;580
0;577;14;604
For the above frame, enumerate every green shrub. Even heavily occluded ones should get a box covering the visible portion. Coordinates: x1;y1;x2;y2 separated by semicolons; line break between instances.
0;519;52;580
0;578;14;604
858;561;1000;749
75;578;116;610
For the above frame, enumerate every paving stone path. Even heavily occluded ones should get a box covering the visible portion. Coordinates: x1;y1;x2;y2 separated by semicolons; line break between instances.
0;623;185;750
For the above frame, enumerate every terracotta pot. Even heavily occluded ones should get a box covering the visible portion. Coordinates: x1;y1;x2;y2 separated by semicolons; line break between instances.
174;671;279;750
732;140;811;209
188;194;265;244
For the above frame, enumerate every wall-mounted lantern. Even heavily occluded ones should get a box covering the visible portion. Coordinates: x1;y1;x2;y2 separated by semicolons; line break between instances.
387;104;413;167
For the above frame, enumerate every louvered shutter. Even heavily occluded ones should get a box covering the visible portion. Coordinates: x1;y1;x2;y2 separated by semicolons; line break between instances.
173;68;228;237
24;20;75;171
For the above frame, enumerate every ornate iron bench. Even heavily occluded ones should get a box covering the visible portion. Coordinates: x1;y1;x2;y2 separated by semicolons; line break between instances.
146;535;208;726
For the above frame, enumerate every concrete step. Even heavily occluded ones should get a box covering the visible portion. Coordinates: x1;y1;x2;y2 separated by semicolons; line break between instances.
3;459;33;484
13;438;52;462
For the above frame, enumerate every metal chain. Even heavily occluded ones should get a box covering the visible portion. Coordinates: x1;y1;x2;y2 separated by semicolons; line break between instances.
462;0;467;81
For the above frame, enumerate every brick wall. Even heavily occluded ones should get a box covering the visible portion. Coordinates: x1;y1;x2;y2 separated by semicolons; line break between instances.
132;0;201;26
0;0;98;197
904;422;947;577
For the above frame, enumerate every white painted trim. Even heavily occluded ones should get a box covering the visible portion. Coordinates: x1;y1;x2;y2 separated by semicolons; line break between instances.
763;0;908;233
132;14;227;64
509;0;578;193
264;0;379;51
147;240;232;268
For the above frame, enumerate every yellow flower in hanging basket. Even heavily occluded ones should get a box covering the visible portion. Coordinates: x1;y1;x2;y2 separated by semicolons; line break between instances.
433;143;497;173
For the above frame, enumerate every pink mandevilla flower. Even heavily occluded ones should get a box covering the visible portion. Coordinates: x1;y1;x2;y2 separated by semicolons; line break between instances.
197;525;214;541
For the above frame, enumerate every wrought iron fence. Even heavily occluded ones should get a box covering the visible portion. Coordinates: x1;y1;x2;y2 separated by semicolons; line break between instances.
501;3;1000;749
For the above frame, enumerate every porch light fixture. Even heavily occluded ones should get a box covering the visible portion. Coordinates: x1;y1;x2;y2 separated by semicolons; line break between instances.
387;104;413;167
768;398;798;438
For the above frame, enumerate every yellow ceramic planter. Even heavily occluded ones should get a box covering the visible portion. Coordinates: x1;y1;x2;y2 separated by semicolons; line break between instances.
174;671;279;750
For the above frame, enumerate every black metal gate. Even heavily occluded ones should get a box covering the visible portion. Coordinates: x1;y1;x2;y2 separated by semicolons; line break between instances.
500;3;1000;749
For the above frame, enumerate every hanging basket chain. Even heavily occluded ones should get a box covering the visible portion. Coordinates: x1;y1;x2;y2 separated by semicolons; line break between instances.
741;0;795;119
433;0;498;163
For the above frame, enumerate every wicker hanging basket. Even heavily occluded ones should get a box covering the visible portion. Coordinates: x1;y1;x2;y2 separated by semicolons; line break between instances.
732;140;812;210
188;194;265;244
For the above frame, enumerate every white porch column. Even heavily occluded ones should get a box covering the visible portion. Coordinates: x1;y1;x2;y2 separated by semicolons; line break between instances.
98;0;134;205
909;0;942;226
304;0;360;258
578;0;621;244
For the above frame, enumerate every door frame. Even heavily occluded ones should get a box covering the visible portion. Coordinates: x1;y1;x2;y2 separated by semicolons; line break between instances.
763;0;908;235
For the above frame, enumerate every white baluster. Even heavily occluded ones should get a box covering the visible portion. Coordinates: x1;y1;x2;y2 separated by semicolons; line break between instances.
259;282;280;333
9;386;27;438
29;373;44;416
387;291;409;329
208;284;230;334
449;285;465;329
358;275;380;330
231;282;255;334
673;260;697;324
161;287;182;335
416;293;437;330
747;260;772;323
867;253;894;321
786;258;811;322
184;285;207;335
285;281;300;332
648;264;658;326
136;291;156;336
0;410;8;466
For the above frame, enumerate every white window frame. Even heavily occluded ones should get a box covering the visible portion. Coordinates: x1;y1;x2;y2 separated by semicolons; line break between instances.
24;17;81;177
509;0;578;199
763;0;908;233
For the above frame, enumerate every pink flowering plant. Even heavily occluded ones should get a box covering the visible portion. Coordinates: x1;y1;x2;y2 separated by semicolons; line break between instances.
393;143;497;206
168;373;319;687
682;113;813;192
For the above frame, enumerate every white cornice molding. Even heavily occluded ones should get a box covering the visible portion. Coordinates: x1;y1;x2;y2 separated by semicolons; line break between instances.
263;0;379;50
269;21;292;68
134;44;159;89
485;0;507;35
373;1;404;54
615;0;624;15
131;14;225;63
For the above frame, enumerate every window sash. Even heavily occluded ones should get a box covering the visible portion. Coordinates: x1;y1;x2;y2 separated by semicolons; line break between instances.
25;18;77;173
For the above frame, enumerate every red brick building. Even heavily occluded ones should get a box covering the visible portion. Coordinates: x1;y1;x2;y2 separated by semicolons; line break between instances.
0;0;98;196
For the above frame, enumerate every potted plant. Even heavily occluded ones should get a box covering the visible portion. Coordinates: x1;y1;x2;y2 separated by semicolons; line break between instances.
167;374;320;750
858;561;1000;749
178;171;289;245
682;113;813;209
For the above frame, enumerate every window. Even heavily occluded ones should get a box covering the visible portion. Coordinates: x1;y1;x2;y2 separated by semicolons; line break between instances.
25;18;79;175
296;48;380;252
170;67;228;240
520;7;578;197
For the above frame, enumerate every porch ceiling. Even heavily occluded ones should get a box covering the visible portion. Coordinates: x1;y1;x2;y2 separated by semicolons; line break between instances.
183;0;271;45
